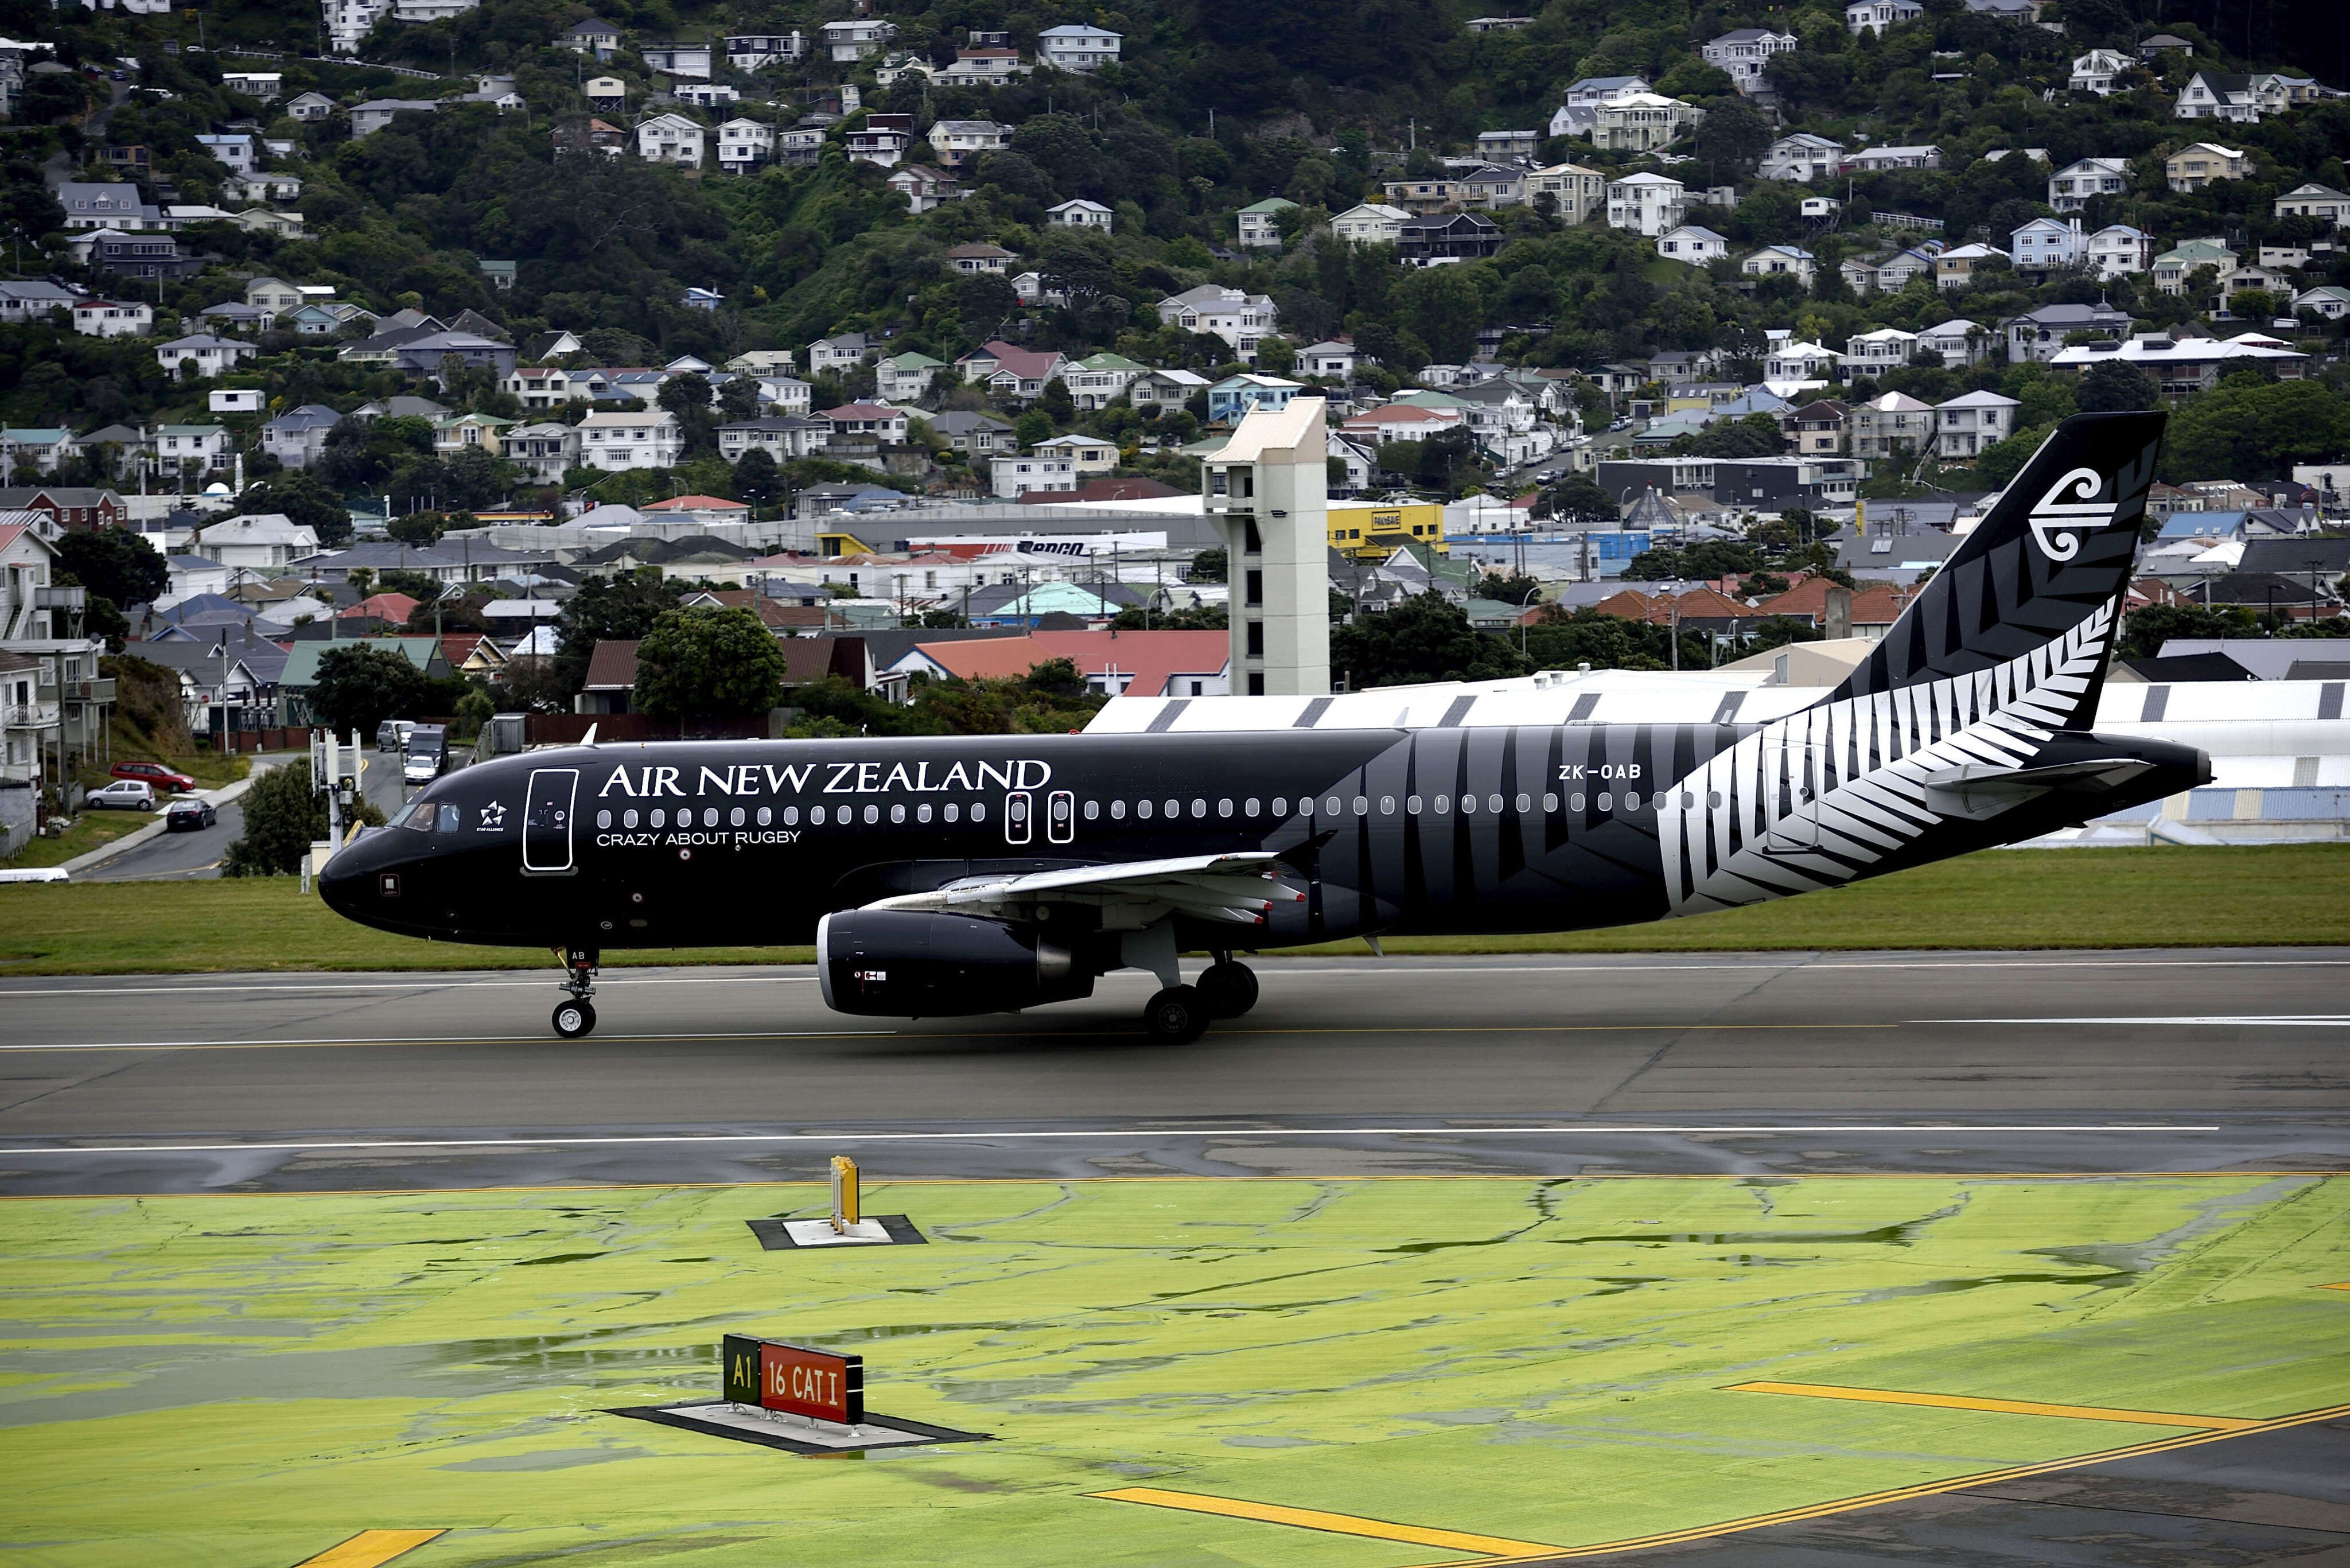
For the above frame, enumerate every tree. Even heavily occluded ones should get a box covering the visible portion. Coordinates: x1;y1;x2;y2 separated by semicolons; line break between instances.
1331;592;1530;688
1014;408;1055;448
54;528;166;612
718;375;763;421
1188;547;1228;582
2116;602;2258;659
1693;99;1771;178
733;446;783;506
387;510;449;546
553;573;683;695
2076;360;2158;413
1534;474;1620;522
633;606;791;725
221;760;384;877
240;472;354;548
307;644;429;739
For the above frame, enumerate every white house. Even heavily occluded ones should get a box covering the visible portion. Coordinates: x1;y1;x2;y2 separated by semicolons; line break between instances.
820;19;897;60
1046;198;1113;231
1839;327;1917;373
1157;285;1279;357
209;388;266;414
1761;132;1842;182
1523;163;1606;222
990;452;1077;498
716;119;772;173
2087;224;2152;280
1591;94;1703;152
1605;172;1685;235
71;299;151;337
1037;24;1120;71
807;333;875;373
636;113;703;167
1655;224;1728;263
1330;203;1410;244
928;119;1011;166
1764;341;1837;381
1916;318;1988;367
2274;184;2350;226
189;512;318;570
577;410;684;470
2048;157;2128;211
154;334;256;379
2069;48;2133;94
501;422;581;483
1935;390;2018;459
875;352;945;403
1845;143;1940;172
2152;238;2237;294
1236;197;1298;249
1742;244;1816;285
1701;28;1795;94
1845;0;1922;33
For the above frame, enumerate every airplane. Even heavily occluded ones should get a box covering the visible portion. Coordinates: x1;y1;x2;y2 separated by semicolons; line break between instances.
323;411;2208;1042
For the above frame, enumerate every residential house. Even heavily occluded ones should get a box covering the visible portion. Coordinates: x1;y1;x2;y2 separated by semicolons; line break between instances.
2048;331;2309;395
1934;390;2019;458
2215;263;2290;308
725;33;805;69
2010;216;2081;271
2293;285;2350;320
1157;285;1279;357
1046;198;1114;231
1037;24;1120;71
875;351;946;403
70;299;151;337
716;119;772;172
946;242;1016;274
935;47;1028;87
2138;33;2193;57
190;512;318;570
1845;0;1923;33
286;90;336;120
2153;238;2236;294
955;341;1065;402
392;332;516;382
887;165;960;212
577;410;684;470
194;133;256;172
1839;327;1917;373
2174;72;2265;122
1237;197;1298;248
1590;94;1703;152
1702;28;1796;93
154;334;256;380
1330;202;1410;243
1872;246;1941;291
84;231;197;281
1850;391;1935;458
2087;224;2153;280
431;413;513;456
636;113;703;167
1464;15;1535;30
820;19;897;61
57;182;158;231
1522;164;1605;222
776;126;827;167
224;171;304;206
1846;143;1941;172
927;410;1017;455
1207;374;1305;425
1917;318;1989;367
845;112;913;166
1127;369;1211;413
2166;142;2247;190
641;42;713;77
1656;224;1728;263
1294;341;1361;380
2068;48;2133;93
0;282;76;323
1456;164;1527;209
1605;172;1686;235
1032;433;1118;474
1781;400;1847;454
2274;184;2350;225
820;403;909;445
2048;157;2128;211
2003;300;2131;361
990;453;1077;498
0;429;79;474
583;76;627;110
715;417;830;464
1741;244;1816;285
260;404;342;468
1476;129;1539;162
1061;352;1146;410
0;485;127;530
929;120;1010;167
562;17;621;56
1761;132;1842;182
243;276;301;314
807;333;876;373
349;100;438;137
1763;340;1837;382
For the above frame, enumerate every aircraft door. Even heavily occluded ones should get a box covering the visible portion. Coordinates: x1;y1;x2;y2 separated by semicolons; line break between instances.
523;768;579;873
1046;789;1074;845
1764;746;1821;851
1004;789;1033;845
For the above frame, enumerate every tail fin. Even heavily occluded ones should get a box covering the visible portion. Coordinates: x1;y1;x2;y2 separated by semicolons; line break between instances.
1826;410;2164;724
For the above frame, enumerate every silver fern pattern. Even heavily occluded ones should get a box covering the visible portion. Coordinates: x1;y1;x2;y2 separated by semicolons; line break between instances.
1658;601;2118;916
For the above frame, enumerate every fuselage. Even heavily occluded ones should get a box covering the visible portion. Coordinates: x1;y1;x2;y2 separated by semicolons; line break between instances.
318;717;2205;954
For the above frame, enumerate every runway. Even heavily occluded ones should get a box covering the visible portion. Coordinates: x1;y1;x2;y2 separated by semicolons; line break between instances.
3;948;2344;1195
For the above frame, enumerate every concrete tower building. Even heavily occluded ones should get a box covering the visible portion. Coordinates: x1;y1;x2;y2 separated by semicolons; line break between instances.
1203;398;1330;696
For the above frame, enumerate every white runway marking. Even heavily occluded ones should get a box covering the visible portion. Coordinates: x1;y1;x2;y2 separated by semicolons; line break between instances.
1;955;2344;999
1927;1016;2350;1027
0;1124;2223;1156
0;1030;901;1053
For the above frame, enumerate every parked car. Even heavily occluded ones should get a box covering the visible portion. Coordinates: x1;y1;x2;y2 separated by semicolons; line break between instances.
165;797;217;832
376;719;417;752
111;760;197;794
86;780;158;811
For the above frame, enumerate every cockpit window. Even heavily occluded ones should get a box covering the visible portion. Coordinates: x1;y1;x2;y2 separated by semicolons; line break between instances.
392;800;429;832
436;802;462;832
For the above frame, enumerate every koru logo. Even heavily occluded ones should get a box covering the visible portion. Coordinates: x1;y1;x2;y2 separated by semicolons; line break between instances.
2026;466;2118;561
477;801;507;831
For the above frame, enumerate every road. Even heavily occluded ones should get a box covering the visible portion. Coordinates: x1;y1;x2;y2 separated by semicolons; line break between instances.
81;748;413;882
2;947;2342;1194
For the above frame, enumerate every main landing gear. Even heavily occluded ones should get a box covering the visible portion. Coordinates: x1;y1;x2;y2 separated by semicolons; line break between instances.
1144;954;1259;1044
553;944;598;1038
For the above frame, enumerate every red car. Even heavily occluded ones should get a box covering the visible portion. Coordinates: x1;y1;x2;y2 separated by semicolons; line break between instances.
110;760;197;794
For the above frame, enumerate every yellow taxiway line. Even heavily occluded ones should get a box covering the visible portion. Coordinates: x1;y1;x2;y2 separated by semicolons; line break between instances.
289;1530;445;1568
1726;1380;2263;1430
1090;1487;1561;1555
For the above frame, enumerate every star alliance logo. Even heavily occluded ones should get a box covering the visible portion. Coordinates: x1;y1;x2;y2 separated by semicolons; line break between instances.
477;802;507;831
2026;465;2119;562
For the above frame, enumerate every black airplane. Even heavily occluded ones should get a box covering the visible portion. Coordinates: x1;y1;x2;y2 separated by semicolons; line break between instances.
324;411;2207;1041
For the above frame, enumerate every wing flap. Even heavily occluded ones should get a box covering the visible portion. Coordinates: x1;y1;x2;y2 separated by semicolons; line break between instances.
863;852;1304;929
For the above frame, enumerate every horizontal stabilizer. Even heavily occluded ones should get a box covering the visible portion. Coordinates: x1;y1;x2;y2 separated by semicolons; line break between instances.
1919;758;2154;820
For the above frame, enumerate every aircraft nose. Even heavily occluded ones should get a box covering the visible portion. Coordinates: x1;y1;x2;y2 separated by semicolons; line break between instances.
317;830;399;921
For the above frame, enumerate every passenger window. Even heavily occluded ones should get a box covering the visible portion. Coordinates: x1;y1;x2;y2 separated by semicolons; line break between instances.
1514;793;1529;813
1709;791;1723;808
1625;791;1643;812
1489;794;1504;814
1324;795;1341;815
1352;795;1367;815
1379;795;1395;814
730;807;746;827
1111;800;1126;819
783;806;799;825
863;804;879;824
1217;798;1232;818
1571;793;1586;812
1191;797;1206;817
651;808;667;828
890;803;905;823
1407;794;1422;813
1245;797;1260;816
1598;792;1613;812
1164;799;1179;818
757;807;772;826
944;803;960;823
919;803;933;823
1434;794;1450;812
810;805;825;824
596;810;612;830
1084;800;1099;820
703;807;718;828
1543;793;1558;812
1137;799;1152;819
971;802;986;822
1460;794;1476;815
624;808;639;828
1272;797;1287;815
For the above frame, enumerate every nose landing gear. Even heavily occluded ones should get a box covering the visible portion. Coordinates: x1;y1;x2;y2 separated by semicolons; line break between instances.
553;944;599;1038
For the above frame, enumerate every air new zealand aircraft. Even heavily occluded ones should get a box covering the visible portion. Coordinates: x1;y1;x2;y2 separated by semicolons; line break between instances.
324;411;2207;1041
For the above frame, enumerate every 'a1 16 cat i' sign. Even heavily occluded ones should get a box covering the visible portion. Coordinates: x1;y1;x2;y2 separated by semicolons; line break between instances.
724;1334;864;1425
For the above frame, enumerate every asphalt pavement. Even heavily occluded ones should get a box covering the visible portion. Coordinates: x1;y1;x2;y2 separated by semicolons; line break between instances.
2;948;2341;1195
80;747;414;883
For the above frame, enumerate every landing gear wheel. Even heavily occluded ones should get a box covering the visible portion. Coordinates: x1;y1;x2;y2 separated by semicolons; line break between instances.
553;999;596;1038
1196;961;1259;1018
1144;985;1209;1043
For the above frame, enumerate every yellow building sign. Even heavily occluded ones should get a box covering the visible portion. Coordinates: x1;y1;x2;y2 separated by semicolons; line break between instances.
1325;500;1447;559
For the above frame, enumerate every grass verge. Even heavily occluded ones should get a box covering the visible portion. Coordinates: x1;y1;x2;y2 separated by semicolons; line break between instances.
0;843;2342;975
2;1175;2346;1567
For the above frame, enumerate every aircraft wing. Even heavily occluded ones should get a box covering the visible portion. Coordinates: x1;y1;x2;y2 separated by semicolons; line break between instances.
863;853;1304;929
1919;758;2154;821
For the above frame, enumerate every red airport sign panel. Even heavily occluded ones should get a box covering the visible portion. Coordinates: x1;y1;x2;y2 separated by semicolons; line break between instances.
725;1334;864;1425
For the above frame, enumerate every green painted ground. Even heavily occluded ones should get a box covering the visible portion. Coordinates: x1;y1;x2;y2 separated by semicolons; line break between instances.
2;843;2347;973
4;1176;2348;1566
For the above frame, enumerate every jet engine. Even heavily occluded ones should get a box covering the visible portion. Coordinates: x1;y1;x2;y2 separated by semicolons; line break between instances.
816;910;1094;1018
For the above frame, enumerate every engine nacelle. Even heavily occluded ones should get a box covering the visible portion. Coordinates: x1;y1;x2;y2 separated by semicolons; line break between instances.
816;910;1093;1018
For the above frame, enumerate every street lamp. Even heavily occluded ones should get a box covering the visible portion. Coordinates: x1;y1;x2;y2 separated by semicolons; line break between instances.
1516;582;1539;657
